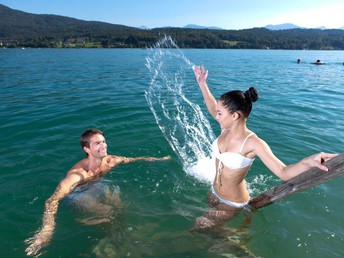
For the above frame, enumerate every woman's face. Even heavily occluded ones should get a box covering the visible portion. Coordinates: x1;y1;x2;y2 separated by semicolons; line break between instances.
215;100;234;128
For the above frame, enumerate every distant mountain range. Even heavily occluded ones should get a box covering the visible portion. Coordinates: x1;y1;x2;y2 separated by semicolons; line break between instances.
265;23;304;30
151;23;343;31
264;23;344;30
201;23;344;30
1;4;344;50
139;24;224;30
183;24;223;30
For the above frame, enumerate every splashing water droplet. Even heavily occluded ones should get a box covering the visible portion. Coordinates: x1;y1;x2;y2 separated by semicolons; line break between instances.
145;36;215;182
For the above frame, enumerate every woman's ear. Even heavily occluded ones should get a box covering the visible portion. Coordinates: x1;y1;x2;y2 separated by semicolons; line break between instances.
232;111;241;121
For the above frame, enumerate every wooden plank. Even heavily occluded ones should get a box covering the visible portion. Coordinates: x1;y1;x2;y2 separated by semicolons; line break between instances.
248;153;344;209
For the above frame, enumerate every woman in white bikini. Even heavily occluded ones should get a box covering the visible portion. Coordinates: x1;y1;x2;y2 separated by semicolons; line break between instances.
192;65;337;231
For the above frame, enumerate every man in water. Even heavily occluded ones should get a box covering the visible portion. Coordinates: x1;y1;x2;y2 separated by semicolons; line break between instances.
25;128;170;256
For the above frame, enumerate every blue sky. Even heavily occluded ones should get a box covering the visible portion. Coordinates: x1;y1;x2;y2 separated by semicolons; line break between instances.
2;0;344;30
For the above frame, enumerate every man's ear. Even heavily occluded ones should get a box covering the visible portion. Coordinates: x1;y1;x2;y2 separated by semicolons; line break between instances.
83;146;90;155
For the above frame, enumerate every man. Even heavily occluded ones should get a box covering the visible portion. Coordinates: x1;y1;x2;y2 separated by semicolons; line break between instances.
25;128;170;256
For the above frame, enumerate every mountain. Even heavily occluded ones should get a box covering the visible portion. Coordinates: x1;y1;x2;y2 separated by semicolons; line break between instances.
183;24;223;30
1;4;344;50
265;23;303;30
139;24;223;30
139;25;150;30
0;4;140;39
265;23;344;30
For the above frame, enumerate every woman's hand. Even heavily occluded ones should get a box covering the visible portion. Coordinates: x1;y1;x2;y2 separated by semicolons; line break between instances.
192;65;218;119
193;65;208;87
303;152;338;171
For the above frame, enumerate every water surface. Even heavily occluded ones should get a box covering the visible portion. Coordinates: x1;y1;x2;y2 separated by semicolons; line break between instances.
1;44;344;258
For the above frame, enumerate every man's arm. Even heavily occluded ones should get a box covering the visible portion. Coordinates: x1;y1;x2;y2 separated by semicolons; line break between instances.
116;155;171;164
25;171;83;256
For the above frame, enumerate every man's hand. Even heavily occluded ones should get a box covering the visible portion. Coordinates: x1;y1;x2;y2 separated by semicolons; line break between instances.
25;225;54;256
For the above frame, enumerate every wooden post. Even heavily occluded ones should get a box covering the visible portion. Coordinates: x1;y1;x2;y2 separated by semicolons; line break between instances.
248;153;344;210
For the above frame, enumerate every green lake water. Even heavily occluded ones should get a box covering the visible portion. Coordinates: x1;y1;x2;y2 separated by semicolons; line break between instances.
1;38;344;257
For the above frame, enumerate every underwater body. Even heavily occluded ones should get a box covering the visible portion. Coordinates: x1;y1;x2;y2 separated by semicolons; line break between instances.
1;38;344;257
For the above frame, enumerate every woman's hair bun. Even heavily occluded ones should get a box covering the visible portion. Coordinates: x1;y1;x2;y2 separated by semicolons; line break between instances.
245;87;258;102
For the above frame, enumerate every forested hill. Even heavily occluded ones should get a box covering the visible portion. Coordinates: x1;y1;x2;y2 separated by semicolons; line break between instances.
1;4;344;50
0;4;141;44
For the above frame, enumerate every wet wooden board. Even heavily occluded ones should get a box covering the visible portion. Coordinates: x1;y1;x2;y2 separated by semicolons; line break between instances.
248;153;344;209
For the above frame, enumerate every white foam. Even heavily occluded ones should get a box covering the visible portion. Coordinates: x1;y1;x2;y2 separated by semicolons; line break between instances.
186;157;216;183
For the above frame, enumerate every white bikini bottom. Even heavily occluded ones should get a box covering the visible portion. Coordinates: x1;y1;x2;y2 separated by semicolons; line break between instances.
210;185;248;208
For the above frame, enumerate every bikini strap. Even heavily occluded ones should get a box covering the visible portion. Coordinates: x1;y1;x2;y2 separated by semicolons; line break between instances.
239;133;255;154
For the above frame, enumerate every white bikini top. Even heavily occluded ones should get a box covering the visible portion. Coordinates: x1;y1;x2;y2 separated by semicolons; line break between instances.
212;132;255;169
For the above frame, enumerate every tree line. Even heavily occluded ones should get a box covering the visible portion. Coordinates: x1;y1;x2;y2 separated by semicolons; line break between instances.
3;27;344;50
1;4;344;50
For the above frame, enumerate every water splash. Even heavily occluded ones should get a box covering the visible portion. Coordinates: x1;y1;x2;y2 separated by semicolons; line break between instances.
145;36;215;182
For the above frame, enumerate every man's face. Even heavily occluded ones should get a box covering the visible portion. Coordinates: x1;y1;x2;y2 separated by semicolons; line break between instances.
85;134;108;158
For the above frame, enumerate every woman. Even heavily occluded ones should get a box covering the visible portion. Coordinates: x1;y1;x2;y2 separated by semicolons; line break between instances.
192;65;336;231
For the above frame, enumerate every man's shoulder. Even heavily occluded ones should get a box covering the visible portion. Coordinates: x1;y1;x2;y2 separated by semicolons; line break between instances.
106;154;125;160
72;158;88;167
68;159;88;174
